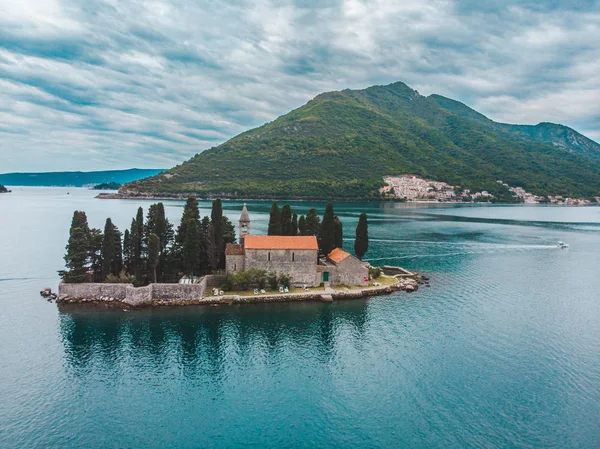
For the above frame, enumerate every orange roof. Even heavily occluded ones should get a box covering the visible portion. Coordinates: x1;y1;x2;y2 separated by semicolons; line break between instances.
244;235;319;250
328;248;351;263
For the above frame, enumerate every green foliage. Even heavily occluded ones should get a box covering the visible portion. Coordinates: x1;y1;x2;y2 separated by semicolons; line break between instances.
182;219;201;276
369;266;382;279
92;182;121;190
354;213;369;260
220;269;269;291
305;209;320;236
267;272;279;290
298;215;307;235
105;270;135;284
291;213;298;236
268;202;282;235
0;184;8;193
334;216;343;249
125;82;600;200
278;273;291;288
176;196;200;245
148;233;160;283
101;218;122;280
122;229;132;274
60;211;92;283
319;202;336;255
281;204;293;235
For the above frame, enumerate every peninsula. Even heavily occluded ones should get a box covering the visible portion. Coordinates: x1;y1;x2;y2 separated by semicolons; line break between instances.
57;201;421;307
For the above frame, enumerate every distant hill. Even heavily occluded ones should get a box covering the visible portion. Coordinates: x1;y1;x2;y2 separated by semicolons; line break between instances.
123;82;600;200
0;169;165;187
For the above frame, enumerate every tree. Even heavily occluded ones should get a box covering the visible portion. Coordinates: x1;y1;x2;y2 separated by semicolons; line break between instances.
291;213;298;236
60;211;91;282
176;196;200;245
122;229;132;274
205;222;218;272
281;204;293;235
298;215;307;236
305;208;320;236
354;213;369;260
101;218;122;280
146;203;173;281
198;216;211;274
319;202;336;255
334;216;343;249
148;233;160;283
182;219;201;277
132;207;146;284
220;216;236;269
268;202;282;235
88;228;104;283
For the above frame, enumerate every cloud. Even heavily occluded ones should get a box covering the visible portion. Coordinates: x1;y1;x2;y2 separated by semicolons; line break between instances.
0;0;599;172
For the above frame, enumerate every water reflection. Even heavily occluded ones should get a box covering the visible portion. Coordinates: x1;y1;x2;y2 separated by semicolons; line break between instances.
58;301;370;377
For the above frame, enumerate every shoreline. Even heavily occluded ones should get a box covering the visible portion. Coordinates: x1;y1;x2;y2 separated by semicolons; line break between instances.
57;277;422;308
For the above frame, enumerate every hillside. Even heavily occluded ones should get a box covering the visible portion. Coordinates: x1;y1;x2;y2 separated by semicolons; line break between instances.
0;168;164;187
124;82;600;200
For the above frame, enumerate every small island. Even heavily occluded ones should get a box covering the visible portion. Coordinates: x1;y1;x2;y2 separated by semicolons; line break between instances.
57;200;421;307
0;184;10;193
92;182;122;190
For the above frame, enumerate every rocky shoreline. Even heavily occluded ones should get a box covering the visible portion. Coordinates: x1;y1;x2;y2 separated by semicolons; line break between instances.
57;277;424;308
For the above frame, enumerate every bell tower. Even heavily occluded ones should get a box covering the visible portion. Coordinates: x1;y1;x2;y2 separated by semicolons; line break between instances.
239;203;251;245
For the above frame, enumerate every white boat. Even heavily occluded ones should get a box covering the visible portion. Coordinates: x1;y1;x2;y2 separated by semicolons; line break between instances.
557;241;569;249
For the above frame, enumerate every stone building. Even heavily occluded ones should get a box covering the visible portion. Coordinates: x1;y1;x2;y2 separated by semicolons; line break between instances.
225;205;369;288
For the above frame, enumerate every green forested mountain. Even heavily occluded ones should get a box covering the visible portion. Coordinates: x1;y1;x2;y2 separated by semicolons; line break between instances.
124;82;600;200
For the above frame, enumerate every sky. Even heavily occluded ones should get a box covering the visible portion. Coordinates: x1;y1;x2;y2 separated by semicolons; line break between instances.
1;0;599;173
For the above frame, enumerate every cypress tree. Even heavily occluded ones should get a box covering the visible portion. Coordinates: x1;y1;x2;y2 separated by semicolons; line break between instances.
132;207;145;284
305;208;320;236
146;203;173;281
176;196;200;245
122;228;132;274
182;220;201;277
199;216;211;274
291;213;298;236
268;202;281;235
60;211;91;283
88;228;104;283
211;199;225;268
354;213;369;260
205;222;218;272
298;215;307;236
148;233;160;283
319;203;336;255
334;216;343;249
101;218;122;280
281;204;292;235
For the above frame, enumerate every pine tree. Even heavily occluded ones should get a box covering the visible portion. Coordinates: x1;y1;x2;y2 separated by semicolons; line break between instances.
148;233;160;283
101;218;122;280
305;208;320;236
60;211;91;282
334;216;343;249
291;213;298;236
281;204;293;235
319;203;336;255
298;215;307;236
268;202;282;235
354;213;369;260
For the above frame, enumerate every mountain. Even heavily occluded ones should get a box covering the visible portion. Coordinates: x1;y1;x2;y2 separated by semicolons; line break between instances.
123;82;600;200
0;169;165;187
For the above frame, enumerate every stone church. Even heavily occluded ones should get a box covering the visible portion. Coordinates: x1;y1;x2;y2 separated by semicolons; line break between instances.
225;204;369;287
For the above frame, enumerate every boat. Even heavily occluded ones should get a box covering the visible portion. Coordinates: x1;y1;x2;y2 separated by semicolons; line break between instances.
557;241;569;249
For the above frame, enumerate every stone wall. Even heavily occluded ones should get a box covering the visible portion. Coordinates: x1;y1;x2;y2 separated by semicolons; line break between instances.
243;248;319;286
59;278;209;306
331;257;369;287
226;254;245;273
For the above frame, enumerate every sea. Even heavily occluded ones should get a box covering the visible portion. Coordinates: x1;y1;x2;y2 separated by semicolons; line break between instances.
1;187;599;448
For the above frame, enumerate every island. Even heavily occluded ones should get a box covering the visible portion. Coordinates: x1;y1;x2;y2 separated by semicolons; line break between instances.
57;200;422;307
92;182;122;190
0;184;10;193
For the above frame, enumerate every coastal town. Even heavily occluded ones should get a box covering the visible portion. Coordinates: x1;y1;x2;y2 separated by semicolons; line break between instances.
382;175;599;205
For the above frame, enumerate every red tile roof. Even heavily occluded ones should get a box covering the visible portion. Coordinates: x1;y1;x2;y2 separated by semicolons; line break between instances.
244;235;319;250
225;243;244;255
328;248;351;263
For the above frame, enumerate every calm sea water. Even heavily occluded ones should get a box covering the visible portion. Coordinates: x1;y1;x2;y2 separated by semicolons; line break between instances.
1;187;599;448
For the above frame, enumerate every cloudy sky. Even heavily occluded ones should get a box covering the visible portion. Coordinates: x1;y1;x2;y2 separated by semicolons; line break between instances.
1;0;599;172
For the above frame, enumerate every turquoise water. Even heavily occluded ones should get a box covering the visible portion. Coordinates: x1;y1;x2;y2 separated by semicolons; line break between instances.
1;187;599;448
